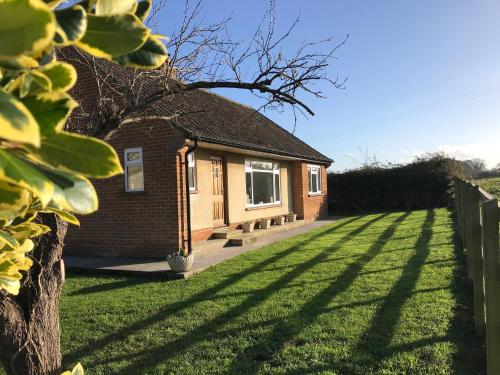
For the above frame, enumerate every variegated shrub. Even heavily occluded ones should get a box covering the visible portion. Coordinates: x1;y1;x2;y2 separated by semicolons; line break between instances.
0;0;167;295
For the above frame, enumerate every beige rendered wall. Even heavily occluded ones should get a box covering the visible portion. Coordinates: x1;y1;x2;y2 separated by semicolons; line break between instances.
190;148;292;230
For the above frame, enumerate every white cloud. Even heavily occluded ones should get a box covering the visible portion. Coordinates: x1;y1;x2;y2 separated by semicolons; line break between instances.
436;143;498;168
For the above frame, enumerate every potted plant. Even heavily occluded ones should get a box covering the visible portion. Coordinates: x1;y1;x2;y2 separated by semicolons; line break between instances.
273;215;285;225
241;221;255;233
286;212;297;222
167;248;194;273
258;217;271;229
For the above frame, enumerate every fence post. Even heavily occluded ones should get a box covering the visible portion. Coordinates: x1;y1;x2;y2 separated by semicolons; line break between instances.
469;185;485;333
456;179;464;239
464;183;474;280
482;198;500;375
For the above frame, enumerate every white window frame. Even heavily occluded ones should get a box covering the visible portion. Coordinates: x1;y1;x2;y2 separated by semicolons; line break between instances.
308;164;322;195
187;152;196;191
124;147;144;192
245;159;281;208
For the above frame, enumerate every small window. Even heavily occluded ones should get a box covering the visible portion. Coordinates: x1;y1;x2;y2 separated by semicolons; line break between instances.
124;148;144;192
187;153;196;191
245;159;281;207
308;165;322;194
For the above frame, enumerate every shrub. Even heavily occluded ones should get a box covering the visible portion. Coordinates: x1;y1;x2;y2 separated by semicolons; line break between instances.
328;153;465;212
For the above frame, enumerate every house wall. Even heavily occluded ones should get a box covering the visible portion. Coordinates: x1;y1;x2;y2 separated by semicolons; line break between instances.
65;121;187;258
291;162;329;222
190;149;330;242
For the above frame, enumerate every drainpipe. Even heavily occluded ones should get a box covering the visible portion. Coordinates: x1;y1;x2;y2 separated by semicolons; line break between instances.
184;138;198;253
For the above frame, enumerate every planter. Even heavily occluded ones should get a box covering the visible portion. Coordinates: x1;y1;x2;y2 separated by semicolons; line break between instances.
241;221;255;233
286;213;297;222
258;218;271;229
167;253;194;272
273;215;285;225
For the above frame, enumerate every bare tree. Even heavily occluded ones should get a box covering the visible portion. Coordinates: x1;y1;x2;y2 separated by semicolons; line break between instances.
0;1;346;374
67;0;347;139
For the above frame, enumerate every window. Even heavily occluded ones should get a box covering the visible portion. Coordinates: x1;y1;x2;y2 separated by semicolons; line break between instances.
245;159;281;206
124;148;144;192
187;153;196;191
308;165;322;194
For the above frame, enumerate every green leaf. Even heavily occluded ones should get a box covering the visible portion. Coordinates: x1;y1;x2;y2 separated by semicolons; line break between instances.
0;0;55;56
29;70;53;93
27;131;123;178
114;35;167;69
0;230;19;249
42;206;80;225
0;149;54;207
95;0;137;15
135;0;151;20
0;90;40;147
77;13;149;59
41;62;77;92
41;168;98;214
54;5;87;43
20;92;77;136
0;181;30;213
0;56;39;70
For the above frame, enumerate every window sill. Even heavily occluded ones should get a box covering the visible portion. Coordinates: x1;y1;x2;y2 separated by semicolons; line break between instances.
125;190;145;194
189;189;199;194
308;192;325;197
245;203;282;211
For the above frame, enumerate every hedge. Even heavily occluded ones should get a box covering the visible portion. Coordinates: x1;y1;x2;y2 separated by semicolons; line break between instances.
328;154;465;212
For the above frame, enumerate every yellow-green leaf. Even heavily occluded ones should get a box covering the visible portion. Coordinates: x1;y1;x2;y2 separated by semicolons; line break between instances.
41;62;77;92
0;181;30;213
0;149;54;207
114;35;167;69
77;13;149;59
0;89;41;147
135;0;151;20
42;206;80;225
55;5;87;44
0;230;19;249
43;169;98;214
27;131;123;178
95;0;137;15
20;92;77;136
0;0;55;56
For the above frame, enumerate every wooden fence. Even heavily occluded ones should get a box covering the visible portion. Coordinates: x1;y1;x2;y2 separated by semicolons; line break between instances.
454;178;500;375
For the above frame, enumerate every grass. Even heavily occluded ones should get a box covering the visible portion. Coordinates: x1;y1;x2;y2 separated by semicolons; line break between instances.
475;177;500;198
53;208;484;374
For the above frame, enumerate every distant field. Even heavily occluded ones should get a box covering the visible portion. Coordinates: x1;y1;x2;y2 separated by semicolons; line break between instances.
475;177;500;198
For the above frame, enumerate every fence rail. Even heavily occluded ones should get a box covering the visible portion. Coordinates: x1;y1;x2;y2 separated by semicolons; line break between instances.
454;178;500;375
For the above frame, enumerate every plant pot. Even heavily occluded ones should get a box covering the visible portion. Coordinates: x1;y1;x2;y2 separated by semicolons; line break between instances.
286;213;297;222
259;218;271;229
273;215;285;225
241;221;255;233
167;253;194;272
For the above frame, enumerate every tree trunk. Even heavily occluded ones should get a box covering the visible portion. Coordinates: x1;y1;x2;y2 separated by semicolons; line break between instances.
0;215;68;375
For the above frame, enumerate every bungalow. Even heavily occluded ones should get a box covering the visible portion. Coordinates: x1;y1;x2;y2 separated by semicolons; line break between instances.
62;49;332;258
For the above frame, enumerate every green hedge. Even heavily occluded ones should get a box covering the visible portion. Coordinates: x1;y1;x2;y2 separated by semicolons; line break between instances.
328;154;465;212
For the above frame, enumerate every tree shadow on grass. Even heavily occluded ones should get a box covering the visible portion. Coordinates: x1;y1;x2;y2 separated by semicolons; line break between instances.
67;277;150;296
63;215;365;367
354;209;435;361
220;211;412;374
82;213;392;372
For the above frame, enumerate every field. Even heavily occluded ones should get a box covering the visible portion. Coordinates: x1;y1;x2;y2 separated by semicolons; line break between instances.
46;209;485;374
475;177;500;198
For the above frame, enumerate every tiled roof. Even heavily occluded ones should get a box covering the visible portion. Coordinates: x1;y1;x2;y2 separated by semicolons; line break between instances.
61;47;332;164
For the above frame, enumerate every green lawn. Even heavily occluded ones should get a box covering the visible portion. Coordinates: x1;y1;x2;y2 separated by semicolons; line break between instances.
54;208;484;374
476;177;500;198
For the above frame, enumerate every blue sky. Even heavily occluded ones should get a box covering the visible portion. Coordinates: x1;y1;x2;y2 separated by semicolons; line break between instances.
158;0;500;171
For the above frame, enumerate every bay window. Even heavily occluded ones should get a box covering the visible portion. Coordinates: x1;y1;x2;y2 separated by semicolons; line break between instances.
308;165;322;194
124;148;144;192
245;160;281;206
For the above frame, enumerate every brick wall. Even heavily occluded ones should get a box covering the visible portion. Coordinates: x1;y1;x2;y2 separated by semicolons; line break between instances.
65;121;187;258
291;162;329;222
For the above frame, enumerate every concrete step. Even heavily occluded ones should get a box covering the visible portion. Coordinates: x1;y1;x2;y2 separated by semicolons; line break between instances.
229;235;257;246
192;238;229;252
212;228;243;240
